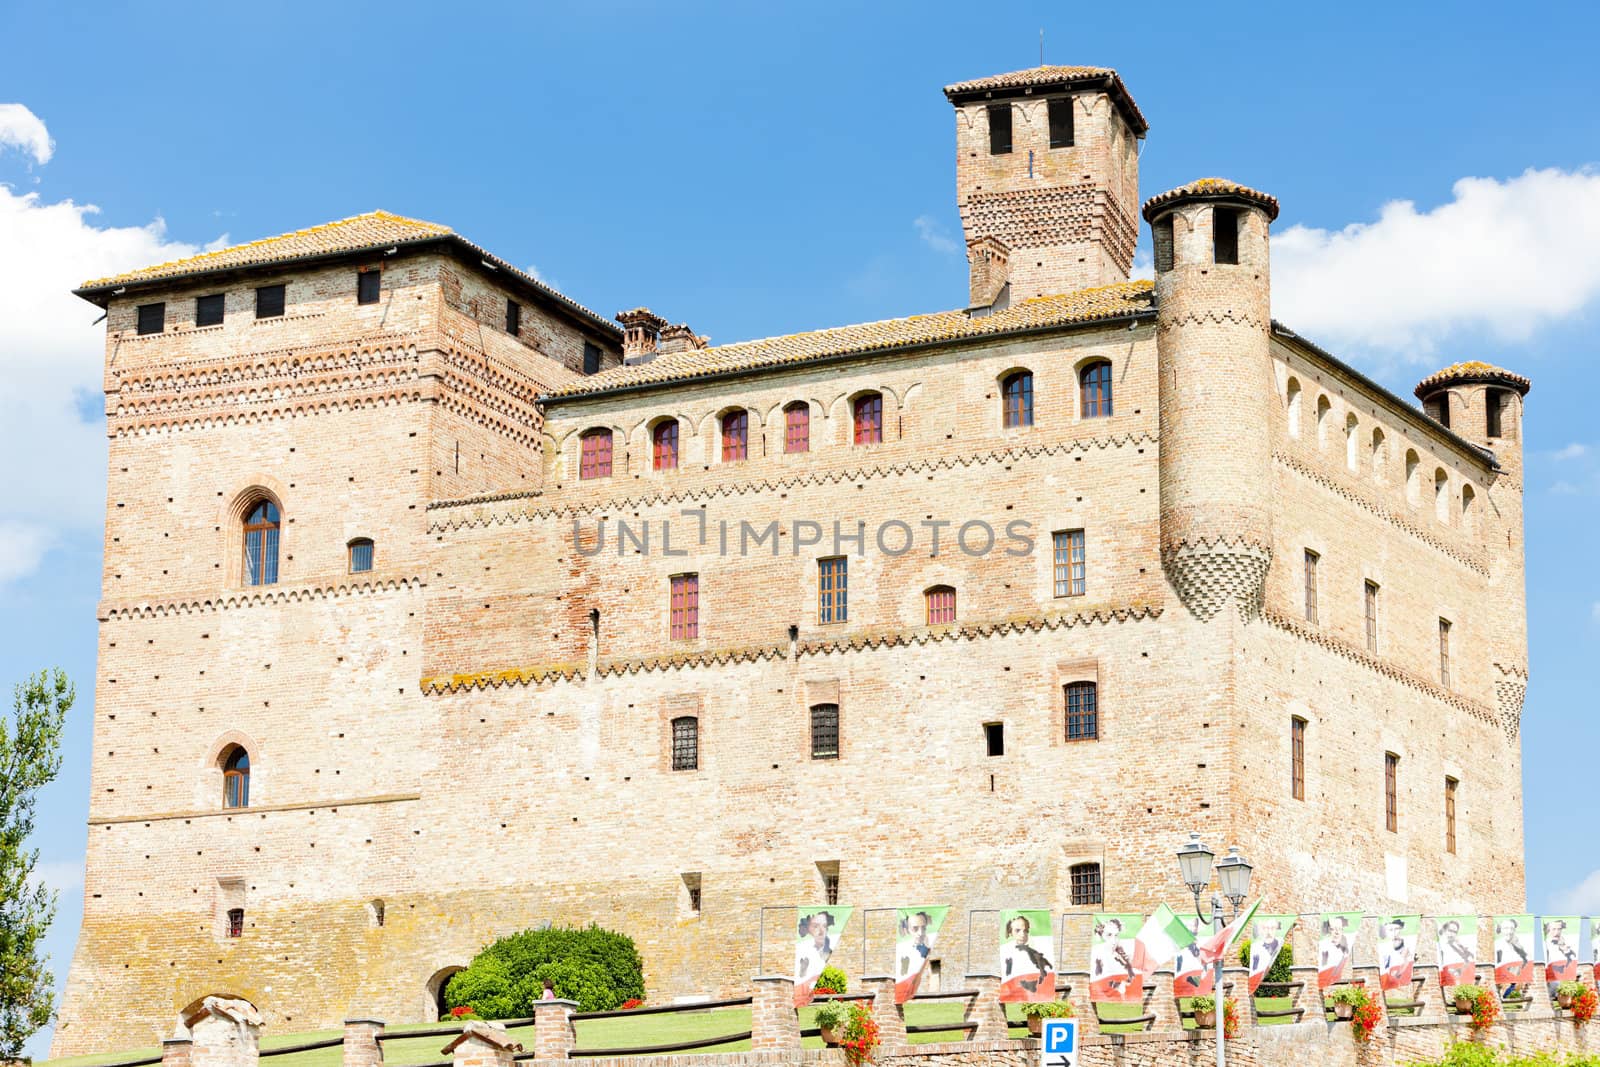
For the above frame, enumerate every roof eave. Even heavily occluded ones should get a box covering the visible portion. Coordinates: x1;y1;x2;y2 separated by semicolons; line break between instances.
942;72;1149;136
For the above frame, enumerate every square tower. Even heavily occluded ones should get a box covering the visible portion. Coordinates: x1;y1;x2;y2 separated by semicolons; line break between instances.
944;66;1146;304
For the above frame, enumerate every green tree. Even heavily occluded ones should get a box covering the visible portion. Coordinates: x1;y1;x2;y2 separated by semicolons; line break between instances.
446;925;645;1015
1;669;73;1059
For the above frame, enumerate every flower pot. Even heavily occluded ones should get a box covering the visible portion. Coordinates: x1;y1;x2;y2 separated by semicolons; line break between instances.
1455;996;1473;1015
1026;1016;1044;1036
1195;1008;1217;1029
1559;993;1576;1009
1333;1002;1355;1020
820;1025;843;1046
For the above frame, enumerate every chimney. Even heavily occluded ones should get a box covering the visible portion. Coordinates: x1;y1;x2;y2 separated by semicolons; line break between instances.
966;236;1011;311
616;308;668;364
658;324;709;355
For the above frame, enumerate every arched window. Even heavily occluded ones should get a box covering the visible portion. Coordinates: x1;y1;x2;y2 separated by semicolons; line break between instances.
810;704;839;760
671;716;699;771
784;402;810;453
222;746;250;809
242;499;280;587
1461;484;1477;534
720;410;748;462
1405;449;1421;506
1371;428;1387;482
1079;361;1112;417
1285;378;1302;439
1001;371;1033;429
1345;413;1360;472
579;428;613;480
1065;681;1098;741
925;585;956;625
348;538;374;574
1315;395;1332;449
853;393;883;445
1434;468;1450;523
652;420;679;471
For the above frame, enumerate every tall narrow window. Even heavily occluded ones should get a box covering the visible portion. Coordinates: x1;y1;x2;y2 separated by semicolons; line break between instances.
818;557;847;623
196;293;225;327
925;586;956;625
1302;549;1319;623
984;722;1004;757
226;908;245;938
348;538;374;574
1065;681;1098;741
720;410;748;462
652;420;679;471
136;302;165;335
1486;389;1506;438
582;342;602;375
784;402;810;453
357;269;381;305
1427;393;1451;429
671;716;698;771
255;284;286;319
670;574;699;640
818;861;841;905
1001;371;1034;429
243;499;280;587
1445;776;1459;854
505;298;521;335
1364;581;1380;652
1291;717;1306;801
1285;378;1302;439
810;704;839;760
579;428;613;480
1053;530;1086;597
853;393;882;445
1212;207;1240;265
987;104;1012;155
1079;361;1113;417
1069;863;1102;906
1385;752;1399;832
1047;97;1074;148
1153;216;1174;273
222;747;250;809
682;872;702;914
1439;619;1452;688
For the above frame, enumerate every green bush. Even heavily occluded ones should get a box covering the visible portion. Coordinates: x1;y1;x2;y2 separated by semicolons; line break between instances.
1407;1047;1600;1067
444;924;646;1015
817;965;848;994
1237;937;1294;991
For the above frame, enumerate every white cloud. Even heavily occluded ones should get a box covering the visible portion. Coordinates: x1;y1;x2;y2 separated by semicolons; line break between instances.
30;857;84;897
1552;868;1600;913
1273;168;1600;358
1554;443;1589;462
913;214;959;255
0;103;53;164
0;520;53;584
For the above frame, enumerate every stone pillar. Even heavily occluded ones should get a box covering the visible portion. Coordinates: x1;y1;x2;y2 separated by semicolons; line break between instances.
441;1021;522;1067
1147;972;1181;1032
531;1001;577;1061
751;976;801;1052
161;1039;193;1067
860;976;908;1052
1288;966;1323;1024
1527;968;1557;1018
342;1020;384;1067
963;974;1009;1042
182;997;262;1067
1412;966;1444;1021
1061;972;1093;1030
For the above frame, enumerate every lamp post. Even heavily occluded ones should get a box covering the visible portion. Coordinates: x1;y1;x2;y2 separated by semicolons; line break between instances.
1177;832;1253;1067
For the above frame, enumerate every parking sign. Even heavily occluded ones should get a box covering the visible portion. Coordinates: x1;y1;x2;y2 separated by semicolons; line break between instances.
1041;1018;1077;1067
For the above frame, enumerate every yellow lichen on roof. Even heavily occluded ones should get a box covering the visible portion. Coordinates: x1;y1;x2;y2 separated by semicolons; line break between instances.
1414;361;1531;398
80;210;452;289
941;66;1148;133
1142;178;1280;222
545;280;1154;400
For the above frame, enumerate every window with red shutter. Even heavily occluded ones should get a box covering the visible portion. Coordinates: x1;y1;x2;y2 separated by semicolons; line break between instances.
579;429;613;480
653;420;679;471
721;411;747;462
784;402;810;453
853;393;882;445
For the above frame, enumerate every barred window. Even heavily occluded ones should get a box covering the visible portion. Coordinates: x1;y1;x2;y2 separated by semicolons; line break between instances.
810;704;839;760
819;557;847;623
136;302;165;335
1364;581;1380;652
652;420;679;471
784;402;810;454
1001;371;1033;429
1291;716;1306;801
579;428;613;480
243;498;280;587
925;586;956;625
853;393;883;445
721;410;748;462
1065;681;1098;741
1069;863;1103;906
821;864;841;906
1053;530;1085;597
226;908;245;938
670;574;699;640
1079;361;1112;417
671;716;699;771
1303;549;1319;623
348;538;374;574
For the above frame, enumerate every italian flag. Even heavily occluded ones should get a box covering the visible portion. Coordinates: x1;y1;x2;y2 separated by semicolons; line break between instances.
1130;904;1196;979
1195;899;1262;966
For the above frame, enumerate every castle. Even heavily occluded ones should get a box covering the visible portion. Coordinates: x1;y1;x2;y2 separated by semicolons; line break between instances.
53;64;1530;1055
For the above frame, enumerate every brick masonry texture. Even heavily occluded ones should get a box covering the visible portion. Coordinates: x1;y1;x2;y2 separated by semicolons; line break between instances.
51;64;1529;1057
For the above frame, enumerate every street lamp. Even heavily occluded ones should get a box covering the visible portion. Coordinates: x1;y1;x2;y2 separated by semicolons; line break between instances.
1176;833;1253;1067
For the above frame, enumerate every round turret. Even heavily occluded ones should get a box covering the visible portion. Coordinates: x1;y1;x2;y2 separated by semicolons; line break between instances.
1413;361;1531;456
1143;179;1279;620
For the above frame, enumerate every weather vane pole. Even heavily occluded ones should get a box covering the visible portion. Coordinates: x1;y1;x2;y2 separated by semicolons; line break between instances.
1040;28;1044;65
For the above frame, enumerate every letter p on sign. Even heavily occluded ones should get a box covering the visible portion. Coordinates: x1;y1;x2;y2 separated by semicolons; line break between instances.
1041;1018;1077;1067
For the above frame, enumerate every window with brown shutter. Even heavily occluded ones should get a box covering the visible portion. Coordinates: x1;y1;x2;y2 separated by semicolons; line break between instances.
1053;530;1086;597
1445;776;1458;854
582;342;601;374
196;294;225;327
242;499;280;587
1079;361;1113;417
818;557;847;623
136;302;165;335
1385;752;1399;832
1002;371;1033;429
357;269;381;305
1291;717;1306;801
1048;97;1074;148
255;284;285;319
505;298;521;335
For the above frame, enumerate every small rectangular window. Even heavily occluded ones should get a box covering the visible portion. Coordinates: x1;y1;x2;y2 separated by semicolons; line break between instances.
1069;862;1102;906
505;298;521;335
1364;581;1380;653
670;574;699;640
136;302;165;335
818;557;847;624
1048;97;1074;148
256;284;286;319
195;294;225;327
1053;530;1086;597
1303;550;1319;623
682;872;702;915
1439;618;1452;688
1291;716;1306;801
1486;389;1505;438
810;704;840;760
1385;752;1399;832
349;540;374;574
357;269;381;305
226;908;244;938
671;716;698;771
984;722;1004;757
1445;776;1458;854
817;861;840;905
1213;207;1240;265
1065;682;1098;741
583;342;602;375
987;104;1012;155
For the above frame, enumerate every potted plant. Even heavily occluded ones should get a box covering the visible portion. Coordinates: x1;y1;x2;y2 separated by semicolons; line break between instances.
1325;985;1366;1021
1190;994;1225;1030
1019;999;1075;1036
1450;985;1499;1032
1451;983;1485;1016
1557;980;1587;1010
813;999;850;1045
812;1001;879;1065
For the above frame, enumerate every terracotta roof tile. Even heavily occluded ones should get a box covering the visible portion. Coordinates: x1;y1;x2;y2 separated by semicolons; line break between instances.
544;281;1153;400
942;65;1148;134
1142;178;1280;222
1414;361;1531;399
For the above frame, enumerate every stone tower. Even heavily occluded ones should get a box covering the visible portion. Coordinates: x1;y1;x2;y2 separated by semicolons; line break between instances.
1143;179;1280;620
943;66;1147;305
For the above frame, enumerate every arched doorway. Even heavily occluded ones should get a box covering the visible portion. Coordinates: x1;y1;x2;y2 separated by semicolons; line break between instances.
424;967;465;1022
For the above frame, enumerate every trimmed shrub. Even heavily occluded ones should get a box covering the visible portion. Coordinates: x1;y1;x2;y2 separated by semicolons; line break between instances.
444;924;645;1015
817;965;848;994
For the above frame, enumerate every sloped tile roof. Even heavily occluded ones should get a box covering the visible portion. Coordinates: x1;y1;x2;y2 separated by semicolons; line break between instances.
1142;178;1280;222
544;281;1154;400
1414;361;1531;399
942;65;1148;134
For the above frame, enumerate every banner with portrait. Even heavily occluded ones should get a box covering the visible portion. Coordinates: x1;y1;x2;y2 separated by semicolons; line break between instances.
1377;915;1420;993
1246;914;1296;995
892;906;949;1004
1317;912;1362;990
1437;915;1479;990
1542;915;1581;986
1088;913;1143;1004
794;905;853;1007
1493;914;1536;990
1173;914;1214;997
998;909;1057;1003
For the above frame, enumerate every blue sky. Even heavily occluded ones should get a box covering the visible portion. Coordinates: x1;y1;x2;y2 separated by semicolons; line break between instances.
4;1;1600;1055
